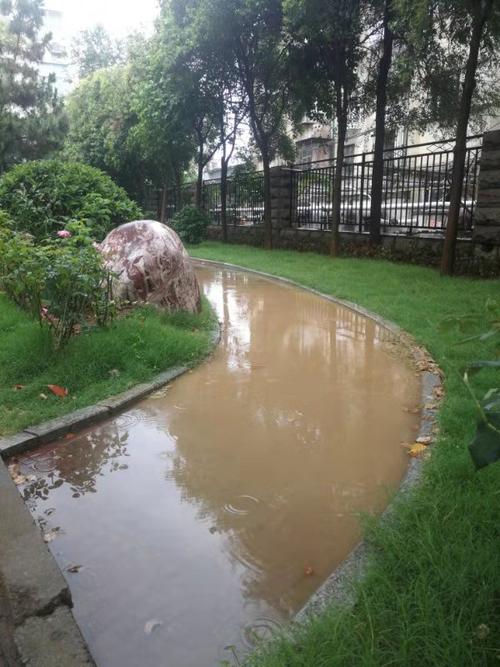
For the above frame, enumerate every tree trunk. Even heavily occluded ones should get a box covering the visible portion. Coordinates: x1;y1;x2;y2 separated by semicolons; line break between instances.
441;0;492;275
331;114;347;256
262;152;273;250
369;0;394;245
221;156;228;243
195;156;204;210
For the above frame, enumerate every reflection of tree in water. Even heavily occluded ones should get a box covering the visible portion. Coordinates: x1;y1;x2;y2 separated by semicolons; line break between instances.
21;421;130;509
144;271;415;614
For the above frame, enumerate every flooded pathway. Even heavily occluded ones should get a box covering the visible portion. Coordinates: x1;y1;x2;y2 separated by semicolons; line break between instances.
13;264;421;667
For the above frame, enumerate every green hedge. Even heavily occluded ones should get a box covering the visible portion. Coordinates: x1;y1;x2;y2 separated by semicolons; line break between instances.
0;160;141;241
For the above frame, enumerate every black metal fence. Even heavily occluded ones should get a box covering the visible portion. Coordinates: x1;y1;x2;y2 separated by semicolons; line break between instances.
158;134;483;238
203;171;265;226
291;135;482;236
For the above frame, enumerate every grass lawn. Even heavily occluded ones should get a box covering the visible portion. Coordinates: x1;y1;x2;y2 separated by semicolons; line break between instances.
190;242;500;667
0;295;215;436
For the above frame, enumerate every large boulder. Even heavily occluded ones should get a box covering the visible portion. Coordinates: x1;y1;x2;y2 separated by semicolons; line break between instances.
98;220;201;313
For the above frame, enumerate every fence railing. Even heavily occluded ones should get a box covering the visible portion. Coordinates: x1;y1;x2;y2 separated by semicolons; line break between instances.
291;135;482;236
158;134;483;238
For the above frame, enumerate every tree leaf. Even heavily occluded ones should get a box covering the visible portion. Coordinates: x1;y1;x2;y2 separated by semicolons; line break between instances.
402;442;428;457
469;416;500;470
47;384;68;398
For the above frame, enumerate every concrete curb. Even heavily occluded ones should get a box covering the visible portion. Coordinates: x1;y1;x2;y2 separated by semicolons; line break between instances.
192;257;443;622
0;314;221;665
0;323;221;460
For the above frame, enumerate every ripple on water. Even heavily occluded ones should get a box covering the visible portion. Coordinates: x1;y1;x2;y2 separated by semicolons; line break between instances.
223;494;260;516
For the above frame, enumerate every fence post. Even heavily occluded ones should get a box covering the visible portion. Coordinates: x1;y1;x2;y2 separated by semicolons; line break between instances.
473;130;500;243
358;153;366;234
270;166;295;229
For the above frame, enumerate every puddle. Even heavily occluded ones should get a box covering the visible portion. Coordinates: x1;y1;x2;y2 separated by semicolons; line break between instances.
12;264;421;667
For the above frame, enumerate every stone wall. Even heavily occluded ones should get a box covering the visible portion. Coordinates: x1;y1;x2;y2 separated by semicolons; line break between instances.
206;225;500;277
473;129;500;243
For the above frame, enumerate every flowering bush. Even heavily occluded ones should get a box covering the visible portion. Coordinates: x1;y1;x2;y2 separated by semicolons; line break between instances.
0;221;115;348
0;160;142;241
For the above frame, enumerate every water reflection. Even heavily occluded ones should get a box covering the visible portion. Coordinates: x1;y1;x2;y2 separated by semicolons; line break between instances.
13;265;421;667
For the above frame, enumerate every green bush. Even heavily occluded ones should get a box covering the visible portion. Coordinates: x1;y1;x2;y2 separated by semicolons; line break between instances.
0;209;12;229
0;160;141;241
170;205;210;245
0;221;115;348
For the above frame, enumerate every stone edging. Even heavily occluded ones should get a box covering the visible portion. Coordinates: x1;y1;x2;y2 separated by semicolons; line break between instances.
0;312;220;665
192;257;443;622
0;321;221;460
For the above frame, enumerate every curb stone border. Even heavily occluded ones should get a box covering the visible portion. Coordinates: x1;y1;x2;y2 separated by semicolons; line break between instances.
0;310;220;665
0;321;221;459
192;257;443;622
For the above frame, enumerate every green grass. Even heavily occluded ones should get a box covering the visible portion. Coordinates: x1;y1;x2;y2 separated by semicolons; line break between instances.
190;242;500;667
0;295;215;436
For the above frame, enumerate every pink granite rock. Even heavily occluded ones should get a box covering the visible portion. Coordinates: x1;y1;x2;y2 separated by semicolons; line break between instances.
98;220;201;313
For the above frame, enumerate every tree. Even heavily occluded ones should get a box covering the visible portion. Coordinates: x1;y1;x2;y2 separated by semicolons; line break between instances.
130;33;196;218
0;0;66;172
63;66;149;203
367;0;395;245
286;0;363;255
437;0;499;275
71;25;124;79
172;0;247;242
147;5;222;212
399;0;500;274
197;0;292;249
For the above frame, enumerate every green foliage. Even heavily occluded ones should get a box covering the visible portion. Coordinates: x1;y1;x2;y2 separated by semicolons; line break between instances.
0;221;115;348
71;25;125;79
0;160;141;241
0;294;215;435
0;0;67;172
63;66;148;202
171;205;210;244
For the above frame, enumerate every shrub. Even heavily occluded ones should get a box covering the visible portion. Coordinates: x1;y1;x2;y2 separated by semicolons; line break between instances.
0;221;115;348
0;209;13;231
0;160;142;241
170;205;210;245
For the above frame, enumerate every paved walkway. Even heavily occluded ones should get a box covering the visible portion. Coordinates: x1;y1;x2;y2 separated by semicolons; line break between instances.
0;457;94;666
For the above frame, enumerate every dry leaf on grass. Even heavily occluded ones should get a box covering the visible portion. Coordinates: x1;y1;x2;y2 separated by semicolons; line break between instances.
13;384;25;391
402;442;428;458
47;384;68;398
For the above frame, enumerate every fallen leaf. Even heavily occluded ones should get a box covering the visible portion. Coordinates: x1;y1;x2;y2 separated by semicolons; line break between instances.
39;393;48;400
304;565;314;576
144;619;163;635
402;442;428;458
47;384;68;398
13;384;25;391
64;433;76;440
66;564;83;574
433;386;444;399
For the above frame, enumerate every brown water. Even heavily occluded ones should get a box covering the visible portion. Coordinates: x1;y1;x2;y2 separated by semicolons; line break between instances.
13;264;421;667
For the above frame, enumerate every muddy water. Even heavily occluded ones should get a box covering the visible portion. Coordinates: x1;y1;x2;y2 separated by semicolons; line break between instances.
13;264;421;667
